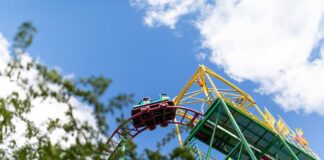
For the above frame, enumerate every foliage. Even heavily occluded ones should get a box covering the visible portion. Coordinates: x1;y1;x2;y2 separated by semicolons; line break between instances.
0;21;133;159
13;21;37;53
0;22;194;160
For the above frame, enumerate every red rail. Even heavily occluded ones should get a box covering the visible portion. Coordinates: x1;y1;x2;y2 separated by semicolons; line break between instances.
106;106;203;153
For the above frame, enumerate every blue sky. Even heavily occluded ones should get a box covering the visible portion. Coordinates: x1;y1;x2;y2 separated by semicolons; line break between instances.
0;0;323;158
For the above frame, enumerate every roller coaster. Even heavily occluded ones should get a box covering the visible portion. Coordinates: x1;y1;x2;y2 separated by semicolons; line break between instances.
106;65;320;160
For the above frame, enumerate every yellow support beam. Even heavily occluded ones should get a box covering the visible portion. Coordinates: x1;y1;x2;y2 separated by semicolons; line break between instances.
173;65;270;146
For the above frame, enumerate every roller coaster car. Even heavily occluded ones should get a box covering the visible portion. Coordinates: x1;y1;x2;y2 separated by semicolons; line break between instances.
131;94;176;130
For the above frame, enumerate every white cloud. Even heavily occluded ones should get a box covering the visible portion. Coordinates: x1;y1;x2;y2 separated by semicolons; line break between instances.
132;0;324;115
130;0;206;29
0;34;100;154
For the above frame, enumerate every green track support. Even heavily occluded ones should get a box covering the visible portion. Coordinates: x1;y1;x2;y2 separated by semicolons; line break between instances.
185;98;258;160
219;99;257;160
257;138;278;159
224;142;241;160
108;139;126;160
207;104;221;158
184;100;221;145
238;143;243;160
278;135;299;160
188;139;202;160
184;98;314;160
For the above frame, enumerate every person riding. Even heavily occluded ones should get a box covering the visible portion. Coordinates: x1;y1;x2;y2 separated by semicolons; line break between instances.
139;97;151;105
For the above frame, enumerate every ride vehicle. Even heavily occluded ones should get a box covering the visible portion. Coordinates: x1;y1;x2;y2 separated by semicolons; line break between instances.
131;94;176;130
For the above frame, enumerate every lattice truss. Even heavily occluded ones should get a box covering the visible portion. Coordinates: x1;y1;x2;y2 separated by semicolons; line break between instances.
106;65;319;160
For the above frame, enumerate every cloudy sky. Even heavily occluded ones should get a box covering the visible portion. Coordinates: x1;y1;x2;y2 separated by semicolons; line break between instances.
0;0;323;158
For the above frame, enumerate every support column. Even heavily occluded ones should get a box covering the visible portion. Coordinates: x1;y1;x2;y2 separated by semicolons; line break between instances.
278;135;299;160
184;100;221;145
224;142;242;160
204;71;257;160
220;100;257;160
207;105;221;158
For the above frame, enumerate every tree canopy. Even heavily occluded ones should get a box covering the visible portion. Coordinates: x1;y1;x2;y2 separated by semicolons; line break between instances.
0;22;193;160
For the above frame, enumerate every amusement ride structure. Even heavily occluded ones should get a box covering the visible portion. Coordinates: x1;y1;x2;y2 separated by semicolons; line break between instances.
106;65;319;160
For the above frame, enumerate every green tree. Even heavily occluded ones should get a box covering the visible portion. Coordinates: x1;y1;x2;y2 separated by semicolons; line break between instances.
13;21;37;53
0;21;134;159
0;22;194;160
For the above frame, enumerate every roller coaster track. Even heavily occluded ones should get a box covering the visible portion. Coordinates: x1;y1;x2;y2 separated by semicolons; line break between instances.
106;65;319;160
106;106;203;159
